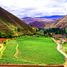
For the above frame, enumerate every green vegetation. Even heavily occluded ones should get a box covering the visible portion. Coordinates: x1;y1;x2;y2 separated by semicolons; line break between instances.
36;28;67;37
0;7;35;38
62;42;67;53
0;36;64;64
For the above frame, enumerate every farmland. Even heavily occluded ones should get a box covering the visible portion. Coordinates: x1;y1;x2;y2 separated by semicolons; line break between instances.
0;36;65;64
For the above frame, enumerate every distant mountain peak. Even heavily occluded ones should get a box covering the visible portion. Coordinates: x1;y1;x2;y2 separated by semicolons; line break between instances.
35;15;64;20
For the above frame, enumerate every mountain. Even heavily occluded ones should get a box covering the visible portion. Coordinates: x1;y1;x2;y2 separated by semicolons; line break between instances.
22;17;57;28
52;15;67;28
24;16;67;29
0;7;34;37
36;15;64;20
22;15;66;29
22;17;34;24
30;18;56;28
29;21;45;28
22;17;56;24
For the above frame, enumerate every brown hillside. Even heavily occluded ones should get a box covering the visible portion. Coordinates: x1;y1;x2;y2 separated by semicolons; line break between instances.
0;7;34;37
53;16;67;28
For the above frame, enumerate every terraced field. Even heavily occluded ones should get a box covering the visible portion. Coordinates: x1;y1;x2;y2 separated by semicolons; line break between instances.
0;36;65;64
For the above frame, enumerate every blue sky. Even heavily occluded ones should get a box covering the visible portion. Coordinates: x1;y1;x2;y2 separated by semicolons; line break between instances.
0;0;67;18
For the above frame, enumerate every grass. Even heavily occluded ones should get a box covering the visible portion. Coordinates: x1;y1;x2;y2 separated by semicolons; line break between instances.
62;42;67;52
0;36;65;64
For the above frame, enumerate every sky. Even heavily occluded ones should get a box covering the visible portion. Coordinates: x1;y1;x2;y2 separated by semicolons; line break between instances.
0;0;67;18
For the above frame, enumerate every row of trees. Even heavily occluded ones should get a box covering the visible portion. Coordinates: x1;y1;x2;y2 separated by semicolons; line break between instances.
44;28;67;34
0;32;13;38
35;28;67;37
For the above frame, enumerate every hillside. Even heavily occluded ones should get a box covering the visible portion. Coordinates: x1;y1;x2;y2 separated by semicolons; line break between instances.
53;15;67;28
22;15;63;24
22;16;67;29
0;7;34;37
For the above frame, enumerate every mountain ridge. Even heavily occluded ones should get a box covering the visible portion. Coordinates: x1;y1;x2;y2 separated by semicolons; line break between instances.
0;7;34;37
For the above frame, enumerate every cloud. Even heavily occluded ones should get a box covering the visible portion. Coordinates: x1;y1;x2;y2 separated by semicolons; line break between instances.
0;0;67;17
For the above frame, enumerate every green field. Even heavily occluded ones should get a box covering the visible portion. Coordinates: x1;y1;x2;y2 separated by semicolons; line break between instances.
0;36;65;64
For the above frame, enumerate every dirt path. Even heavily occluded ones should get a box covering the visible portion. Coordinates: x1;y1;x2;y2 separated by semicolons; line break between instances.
52;38;67;67
0;43;6;58
14;44;19;58
52;38;67;58
0;43;3;51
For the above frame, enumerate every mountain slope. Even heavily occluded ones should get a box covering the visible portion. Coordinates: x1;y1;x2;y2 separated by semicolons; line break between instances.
53;15;67;28
0;7;34;37
23;16;67;29
28;18;56;28
22;17;56;24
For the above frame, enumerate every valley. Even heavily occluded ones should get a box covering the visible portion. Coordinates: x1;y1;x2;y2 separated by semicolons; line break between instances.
0;7;67;67
0;36;65;64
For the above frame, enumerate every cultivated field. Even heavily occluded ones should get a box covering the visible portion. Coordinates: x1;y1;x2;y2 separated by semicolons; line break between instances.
0;36;65;64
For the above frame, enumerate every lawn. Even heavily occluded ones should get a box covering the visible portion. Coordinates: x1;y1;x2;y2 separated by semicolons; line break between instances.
0;36;65;64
